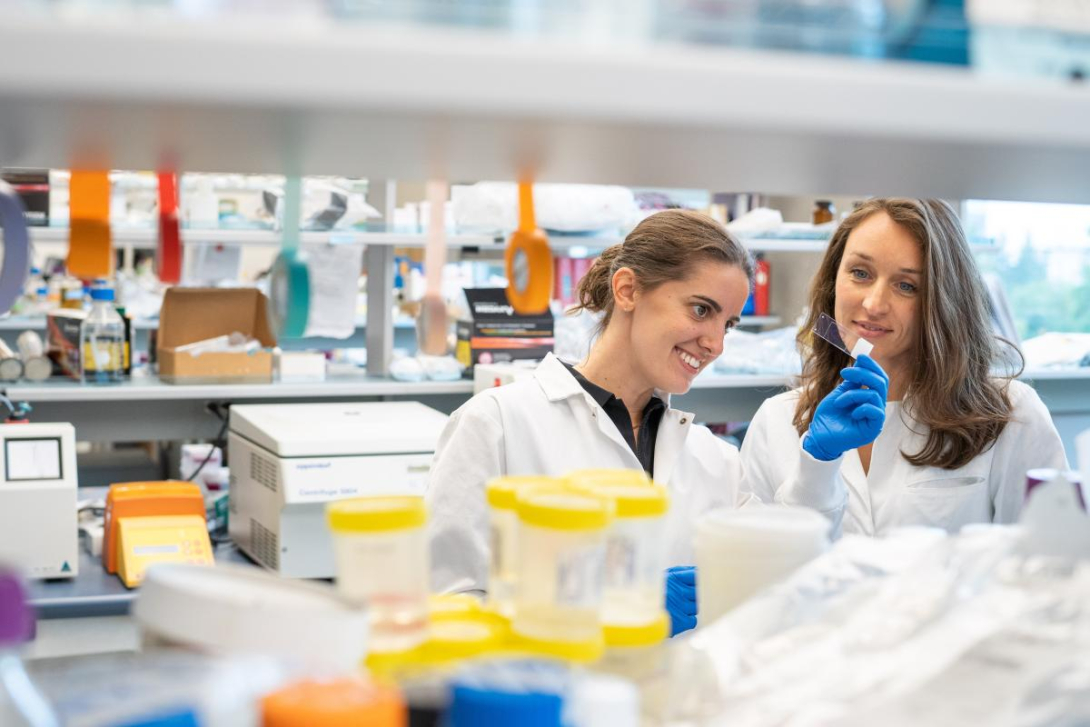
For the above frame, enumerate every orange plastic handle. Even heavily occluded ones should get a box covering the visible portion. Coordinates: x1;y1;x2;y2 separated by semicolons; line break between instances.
67;170;113;279
517;181;535;232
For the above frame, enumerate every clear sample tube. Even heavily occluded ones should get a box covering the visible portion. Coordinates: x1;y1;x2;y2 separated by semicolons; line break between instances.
327;496;430;654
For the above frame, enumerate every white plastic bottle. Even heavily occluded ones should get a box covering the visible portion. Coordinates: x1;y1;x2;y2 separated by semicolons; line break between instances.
0;569;60;727
80;287;125;384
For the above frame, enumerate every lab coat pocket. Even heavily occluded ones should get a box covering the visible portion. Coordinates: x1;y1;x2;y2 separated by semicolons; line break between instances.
898;476;990;532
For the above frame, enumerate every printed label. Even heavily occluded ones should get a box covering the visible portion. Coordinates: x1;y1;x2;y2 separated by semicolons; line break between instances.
555;543;605;609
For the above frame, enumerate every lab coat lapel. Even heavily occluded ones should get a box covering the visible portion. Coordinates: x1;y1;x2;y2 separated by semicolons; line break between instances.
654;408;693;485
533;353;643;467
841;449;875;535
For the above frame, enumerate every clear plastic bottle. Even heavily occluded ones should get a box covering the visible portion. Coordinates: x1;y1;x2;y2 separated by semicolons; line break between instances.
80;287;125;384
0;569;60;727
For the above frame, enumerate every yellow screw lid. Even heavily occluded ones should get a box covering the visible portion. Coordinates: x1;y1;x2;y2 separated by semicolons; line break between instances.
515;488;612;531
429;593;482;616
566;469;651;489
509;630;605;664
261;678;405;727
327;496;426;533
421;611;509;662
602;612;670;647
486;476;557;510
584;484;669;519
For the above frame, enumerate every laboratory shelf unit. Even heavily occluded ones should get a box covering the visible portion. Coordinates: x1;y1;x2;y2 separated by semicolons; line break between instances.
2;15;1090;203
24;225;501;250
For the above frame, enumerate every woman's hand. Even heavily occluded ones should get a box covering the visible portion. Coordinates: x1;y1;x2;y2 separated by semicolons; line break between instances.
803;354;889;461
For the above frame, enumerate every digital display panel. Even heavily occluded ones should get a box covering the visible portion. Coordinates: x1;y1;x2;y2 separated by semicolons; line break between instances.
5;438;63;481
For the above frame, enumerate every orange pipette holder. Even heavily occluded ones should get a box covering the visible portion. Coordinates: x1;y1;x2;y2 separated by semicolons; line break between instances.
505;181;553;314
67;171;113;279
103;481;207;574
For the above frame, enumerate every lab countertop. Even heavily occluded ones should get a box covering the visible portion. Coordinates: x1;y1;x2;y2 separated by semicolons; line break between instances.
27;542;259;620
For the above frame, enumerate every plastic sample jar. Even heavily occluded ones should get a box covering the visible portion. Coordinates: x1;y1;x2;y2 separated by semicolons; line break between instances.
486;476;556;619
512;487;612;661
590;484;670;646
695;505;830;625
262;678;405;727
328;496;429;654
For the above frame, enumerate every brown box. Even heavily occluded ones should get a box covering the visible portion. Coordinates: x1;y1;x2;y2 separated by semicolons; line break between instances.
157;288;277;383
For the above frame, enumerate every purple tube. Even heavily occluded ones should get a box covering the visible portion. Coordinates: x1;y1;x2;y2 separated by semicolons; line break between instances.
1026;468;1087;511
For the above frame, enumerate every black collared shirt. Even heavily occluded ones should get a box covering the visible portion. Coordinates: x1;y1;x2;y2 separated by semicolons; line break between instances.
563;362;666;475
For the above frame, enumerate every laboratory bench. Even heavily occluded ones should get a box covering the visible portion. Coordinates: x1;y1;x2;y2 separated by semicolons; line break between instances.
27;542;256;621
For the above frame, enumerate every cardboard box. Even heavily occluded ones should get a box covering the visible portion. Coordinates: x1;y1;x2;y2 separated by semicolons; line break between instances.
47;309;133;380
157;288;276;383
456;288;553;374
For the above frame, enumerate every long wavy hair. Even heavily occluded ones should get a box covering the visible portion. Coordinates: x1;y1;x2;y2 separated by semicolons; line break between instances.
792;199;1022;469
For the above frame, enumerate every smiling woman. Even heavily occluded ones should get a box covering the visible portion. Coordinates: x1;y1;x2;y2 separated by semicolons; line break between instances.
741;199;1068;538
425;209;757;637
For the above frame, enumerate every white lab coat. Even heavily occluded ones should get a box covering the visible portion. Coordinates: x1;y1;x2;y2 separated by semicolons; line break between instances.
426;353;752;594
741;380;1068;537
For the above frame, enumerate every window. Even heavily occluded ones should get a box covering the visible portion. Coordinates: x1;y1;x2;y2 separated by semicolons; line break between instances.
965;200;1090;340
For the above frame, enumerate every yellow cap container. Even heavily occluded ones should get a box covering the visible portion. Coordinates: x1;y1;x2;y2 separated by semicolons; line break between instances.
327;496;429;654
512;487;612;654
486;476;559;619
515;488;613;531
327;496;426;533
262;678;405;727
486;475;557;510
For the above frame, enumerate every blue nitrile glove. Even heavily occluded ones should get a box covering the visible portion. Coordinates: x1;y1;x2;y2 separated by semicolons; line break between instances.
665;565;698;636
803;354;889;462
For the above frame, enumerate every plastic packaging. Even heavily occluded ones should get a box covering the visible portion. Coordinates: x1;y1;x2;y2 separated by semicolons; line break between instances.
513;487;612;661
262;678;405;727
694;505;830;624
813;312;873;359
80;286;125;383
327;496;430;654
0;568;59;727
567;672;640;727
132;563;370;672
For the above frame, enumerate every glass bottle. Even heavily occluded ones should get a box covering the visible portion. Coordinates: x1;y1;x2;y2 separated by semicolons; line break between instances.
80;287;125;384
812;200;835;225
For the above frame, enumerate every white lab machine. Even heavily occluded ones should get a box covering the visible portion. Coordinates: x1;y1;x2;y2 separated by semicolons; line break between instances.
0;422;79;579
228;401;448;578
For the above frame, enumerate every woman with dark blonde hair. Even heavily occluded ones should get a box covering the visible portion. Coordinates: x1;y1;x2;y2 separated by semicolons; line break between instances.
742;198;1067;536
427;209;767;635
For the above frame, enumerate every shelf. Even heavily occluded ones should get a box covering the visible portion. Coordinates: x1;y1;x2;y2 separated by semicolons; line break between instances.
1;17;1089;202
24;225;501;250
2;370;475;403
0;315;419;331
738;316;782;327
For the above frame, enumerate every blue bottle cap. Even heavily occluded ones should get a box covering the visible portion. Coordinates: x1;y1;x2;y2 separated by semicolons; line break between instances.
90;287;115;302
449;659;568;727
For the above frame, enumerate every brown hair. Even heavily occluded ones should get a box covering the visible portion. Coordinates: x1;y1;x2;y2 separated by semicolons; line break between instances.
573;209;754;329
793;198;1022;470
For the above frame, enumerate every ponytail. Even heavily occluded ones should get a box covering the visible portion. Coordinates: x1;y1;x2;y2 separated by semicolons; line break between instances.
573;244;623;318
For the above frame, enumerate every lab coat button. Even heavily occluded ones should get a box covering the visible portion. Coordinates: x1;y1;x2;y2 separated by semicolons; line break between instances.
680;418;687;424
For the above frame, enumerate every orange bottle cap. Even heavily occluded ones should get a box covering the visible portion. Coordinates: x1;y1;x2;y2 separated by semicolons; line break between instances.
262;678;405;727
